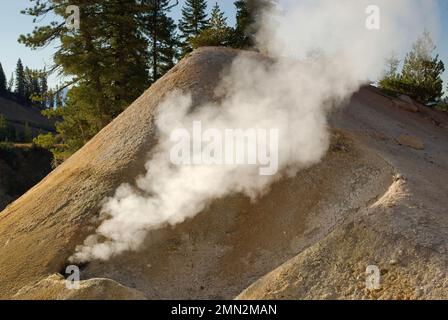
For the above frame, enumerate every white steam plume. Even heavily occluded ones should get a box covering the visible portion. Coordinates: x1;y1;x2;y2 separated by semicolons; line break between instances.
71;0;439;262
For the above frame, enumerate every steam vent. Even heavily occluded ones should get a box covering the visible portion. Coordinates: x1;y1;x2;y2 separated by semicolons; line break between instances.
1;48;447;300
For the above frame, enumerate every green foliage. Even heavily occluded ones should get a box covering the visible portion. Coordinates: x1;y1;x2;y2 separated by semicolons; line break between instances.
379;32;445;104
209;2;228;30
14;59;26;102
190;28;232;49
0;141;14;161
0;115;7;141
0;116;19;142
192;0;279;50
379;52;401;92
143;0;180;82
20;0;175;161
100;0;152;107
23;122;33;143
0;141;13;151
400;32;445;103
6;58;48;106
7;73;14;93
435;96;448;112
34;70;49;109
40;84;105;156
24;67;42;106
233;0;276;49
14;128;21;142
190;3;233;49
0;62;7;96
179;0;209;54
33;132;67;164
233;0;252;48
20;0;284;162
1;119;41;144
435;103;448;112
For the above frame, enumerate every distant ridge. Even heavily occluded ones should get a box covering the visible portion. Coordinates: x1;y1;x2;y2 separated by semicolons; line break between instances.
0;97;55;133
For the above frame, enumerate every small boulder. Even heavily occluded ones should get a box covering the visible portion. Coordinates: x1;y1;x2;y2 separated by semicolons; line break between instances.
399;95;414;104
396;134;425;150
393;95;419;113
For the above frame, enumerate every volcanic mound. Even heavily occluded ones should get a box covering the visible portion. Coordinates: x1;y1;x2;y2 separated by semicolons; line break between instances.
1;47;447;300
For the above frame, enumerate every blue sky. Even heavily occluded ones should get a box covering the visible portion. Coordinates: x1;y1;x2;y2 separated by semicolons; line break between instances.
0;0;447;89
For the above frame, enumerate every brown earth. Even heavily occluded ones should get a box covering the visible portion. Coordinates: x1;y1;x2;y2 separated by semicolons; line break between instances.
1;47;447;300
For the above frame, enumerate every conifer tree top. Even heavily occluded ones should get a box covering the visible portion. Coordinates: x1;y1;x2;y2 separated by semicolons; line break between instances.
179;0;209;38
209;2;228;30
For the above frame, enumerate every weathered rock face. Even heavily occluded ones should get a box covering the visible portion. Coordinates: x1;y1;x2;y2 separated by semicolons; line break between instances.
1;48;447;300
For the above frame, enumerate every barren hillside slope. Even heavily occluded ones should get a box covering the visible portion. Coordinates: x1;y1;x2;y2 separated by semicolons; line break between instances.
0;97;54;132
238;87;448;300
0;48;447;300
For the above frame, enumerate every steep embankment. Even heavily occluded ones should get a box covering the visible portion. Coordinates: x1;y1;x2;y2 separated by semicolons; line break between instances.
0;97;54;134
1;48;447;300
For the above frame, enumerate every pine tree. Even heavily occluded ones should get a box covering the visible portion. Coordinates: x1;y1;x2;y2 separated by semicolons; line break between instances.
7;73;14;93
23;122;33;142
233;0;276;49
39;71;48;109
47;89;55;109
31;72;42;104
0;115;7;141
157;16;179;77
143;0;179;82
234;0;252;48
178;0;208;54
191;2;233;49
16;67;43;106
14;59;26;102
23;67;40;105
21;0;154;159
209;2;227;30
102;0;151;112
379;52;402;93
234;1;247;42
400;31;445;103
0;62;7;96
55;89;63;109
